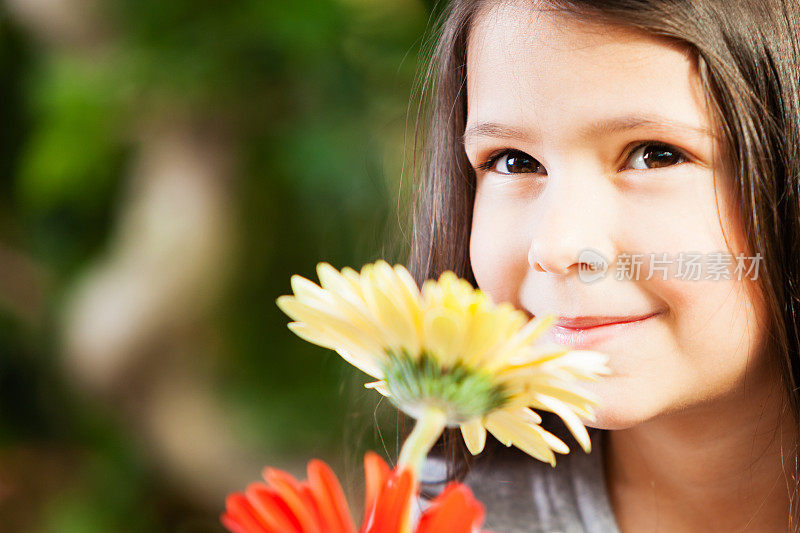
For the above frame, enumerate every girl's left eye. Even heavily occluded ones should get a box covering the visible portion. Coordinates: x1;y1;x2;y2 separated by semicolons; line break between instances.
624;142;688;170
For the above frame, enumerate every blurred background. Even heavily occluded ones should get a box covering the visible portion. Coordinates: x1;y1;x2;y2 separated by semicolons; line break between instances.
0;0;438;530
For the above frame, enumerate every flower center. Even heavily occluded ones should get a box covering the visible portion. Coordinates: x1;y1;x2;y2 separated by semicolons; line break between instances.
381;348;509;425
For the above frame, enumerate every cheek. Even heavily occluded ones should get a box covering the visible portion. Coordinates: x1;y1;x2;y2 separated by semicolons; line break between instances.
469;185;531;303
640;178;766;384
587;276;767;430
668;276;767;387
585;179;770;426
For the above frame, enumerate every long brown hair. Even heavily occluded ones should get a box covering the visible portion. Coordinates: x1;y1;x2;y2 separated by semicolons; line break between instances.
399;0;800;527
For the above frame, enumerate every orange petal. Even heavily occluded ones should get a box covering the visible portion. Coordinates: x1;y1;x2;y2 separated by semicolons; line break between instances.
361;467;416;533
222;492;273;533
307;459;358;533
221;512;250;533
362;451;392;525
245;482;303;533
263;468;322;533
415;483;485;533
298;483;325;528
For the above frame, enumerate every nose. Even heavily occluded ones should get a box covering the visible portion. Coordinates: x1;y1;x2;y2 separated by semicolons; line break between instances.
527;174;617;275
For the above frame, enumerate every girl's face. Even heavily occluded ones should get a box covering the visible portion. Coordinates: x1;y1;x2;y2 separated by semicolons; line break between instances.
465;2;770;429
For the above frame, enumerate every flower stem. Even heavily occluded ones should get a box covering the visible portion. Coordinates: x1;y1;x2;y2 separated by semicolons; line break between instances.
397;406;448;476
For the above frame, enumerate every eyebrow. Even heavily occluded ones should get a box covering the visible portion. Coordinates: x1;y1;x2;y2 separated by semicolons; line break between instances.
462;114;715;145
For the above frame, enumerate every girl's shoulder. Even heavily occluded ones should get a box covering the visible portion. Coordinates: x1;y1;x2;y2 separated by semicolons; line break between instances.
419;415;620;533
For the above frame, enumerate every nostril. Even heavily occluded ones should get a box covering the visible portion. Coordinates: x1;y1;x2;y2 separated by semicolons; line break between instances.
529;248;573;274
528;240;583;275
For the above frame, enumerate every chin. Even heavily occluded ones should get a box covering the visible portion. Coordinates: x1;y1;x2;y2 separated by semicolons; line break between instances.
584;414;640;431
570;373;663;431
580;394;658;431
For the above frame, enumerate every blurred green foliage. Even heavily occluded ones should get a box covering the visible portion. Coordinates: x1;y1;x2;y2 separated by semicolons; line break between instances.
0;0;434;530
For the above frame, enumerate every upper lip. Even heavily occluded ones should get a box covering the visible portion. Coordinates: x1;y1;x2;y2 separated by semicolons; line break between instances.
553;312;661;329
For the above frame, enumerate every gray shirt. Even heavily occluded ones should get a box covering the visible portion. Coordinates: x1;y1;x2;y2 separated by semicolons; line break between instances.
417;419;621;533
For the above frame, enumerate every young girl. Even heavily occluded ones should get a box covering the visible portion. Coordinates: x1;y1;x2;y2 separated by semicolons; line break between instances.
405;1;800;531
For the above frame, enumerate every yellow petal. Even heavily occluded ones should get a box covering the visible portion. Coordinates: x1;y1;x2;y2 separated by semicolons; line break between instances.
392;264;422;301
518;406;543;425
289;274;328;304
286;321;337;350
539;350;612;381
316;263;376;322
422;307;463;366
529;393;592;453
316;262;352;294
460;419;487;455
364;380;392;396
484;409;556;466
504;343;571;368
485;313;557;372
460;306;502;367
339;266;366;299
287;322;385;379
519;375;602;410
363;263;420;355
530;424;570;454
336;348;384;380
276;296;384;352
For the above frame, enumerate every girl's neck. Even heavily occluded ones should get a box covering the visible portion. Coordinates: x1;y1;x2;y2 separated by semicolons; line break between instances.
602;369;799;532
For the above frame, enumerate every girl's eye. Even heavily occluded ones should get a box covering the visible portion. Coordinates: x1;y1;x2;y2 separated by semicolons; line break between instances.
476;149;544;175
625;142;688;170
474;142;689;176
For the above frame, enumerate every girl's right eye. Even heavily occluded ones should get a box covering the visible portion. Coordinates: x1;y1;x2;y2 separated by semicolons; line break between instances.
476;149;545;175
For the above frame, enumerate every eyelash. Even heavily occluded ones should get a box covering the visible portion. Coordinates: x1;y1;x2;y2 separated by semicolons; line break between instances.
474;141;689;174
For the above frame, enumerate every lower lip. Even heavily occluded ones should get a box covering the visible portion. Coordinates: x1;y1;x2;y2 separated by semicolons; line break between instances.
547;312;663;349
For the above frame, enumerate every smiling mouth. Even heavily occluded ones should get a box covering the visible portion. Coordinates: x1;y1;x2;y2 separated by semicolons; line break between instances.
554;312;662;329
546;311;664;348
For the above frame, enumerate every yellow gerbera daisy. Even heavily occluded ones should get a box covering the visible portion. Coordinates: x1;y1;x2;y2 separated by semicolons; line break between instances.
275;260;611;469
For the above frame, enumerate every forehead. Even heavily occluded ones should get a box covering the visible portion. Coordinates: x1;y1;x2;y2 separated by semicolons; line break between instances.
465;2;707;140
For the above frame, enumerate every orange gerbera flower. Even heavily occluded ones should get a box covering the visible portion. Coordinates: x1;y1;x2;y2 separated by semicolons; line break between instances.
221;451;488;533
